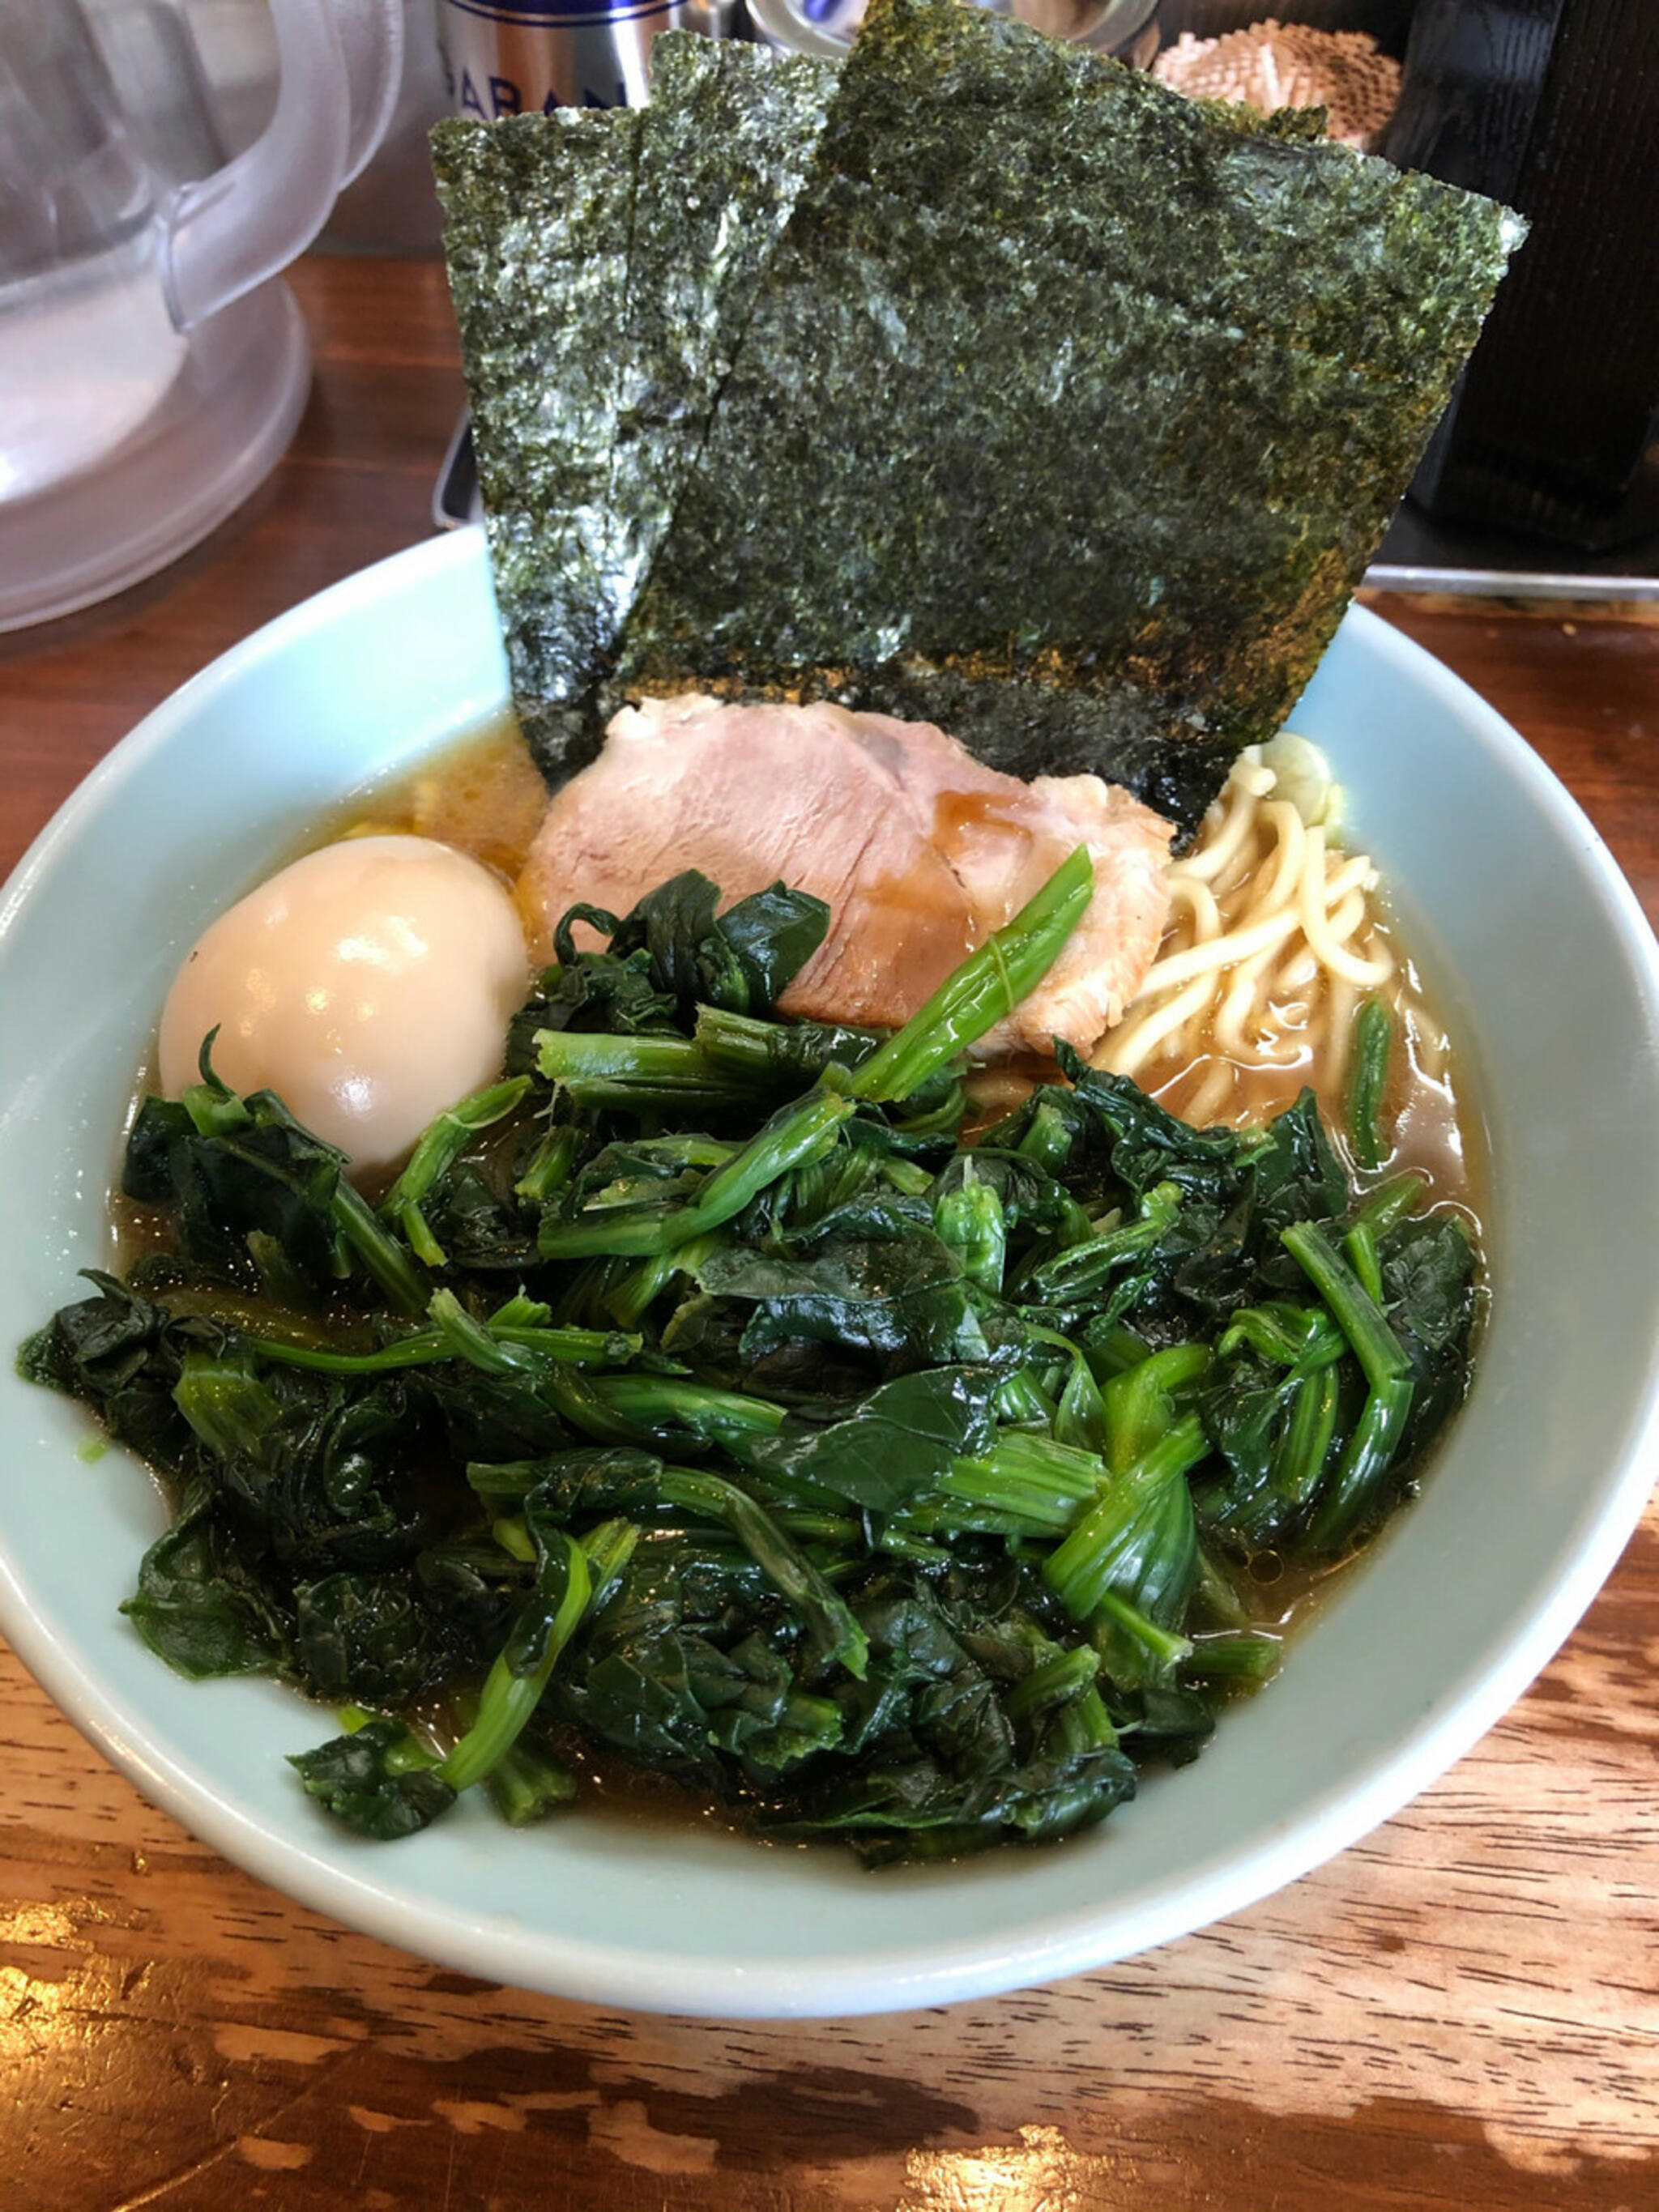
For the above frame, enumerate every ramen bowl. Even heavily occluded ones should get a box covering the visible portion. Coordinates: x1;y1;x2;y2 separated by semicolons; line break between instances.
1;527;1655;2018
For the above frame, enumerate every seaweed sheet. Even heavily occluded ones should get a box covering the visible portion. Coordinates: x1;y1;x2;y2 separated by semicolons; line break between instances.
432;110;642;772
437;0;1520;830
436;44;834;783
612;0;1520;824
612;38;836;647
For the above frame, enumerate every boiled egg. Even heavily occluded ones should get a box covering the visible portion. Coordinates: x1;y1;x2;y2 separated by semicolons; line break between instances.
158;834;530;1177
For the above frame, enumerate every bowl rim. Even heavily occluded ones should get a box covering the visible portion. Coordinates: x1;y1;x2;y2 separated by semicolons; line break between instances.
2;531;1657;2018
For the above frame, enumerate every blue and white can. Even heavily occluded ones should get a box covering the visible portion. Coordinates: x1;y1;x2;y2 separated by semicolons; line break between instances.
435;0;737;118
746;0;1158;63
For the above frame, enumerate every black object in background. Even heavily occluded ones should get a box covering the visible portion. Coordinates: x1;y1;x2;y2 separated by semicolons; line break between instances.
1384;0;1659;550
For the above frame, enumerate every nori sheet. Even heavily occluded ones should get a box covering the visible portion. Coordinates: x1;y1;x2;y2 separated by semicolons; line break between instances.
436;0;1520;833
612;0;1520;823
435;44;834;783
611;37;836;642
432;109;643;774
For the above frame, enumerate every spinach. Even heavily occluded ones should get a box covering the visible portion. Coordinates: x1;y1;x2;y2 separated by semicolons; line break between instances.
24;857;1478;1860
122;1479;292;1681
691;1235;979;1367
602;871;830;1021
289;1718;458;1841
751;1366;1000;1515
20;1272;204;1478
293;1572;458;1705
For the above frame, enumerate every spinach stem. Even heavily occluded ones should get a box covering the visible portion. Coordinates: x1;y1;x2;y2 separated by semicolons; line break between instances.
1184;1631;1282;1681
936;1428;1104;1536
1350;1173;1426;1241
659;1466;868;1677
1102;1342;1210;1473
1026;1181;1181;1306
1306;1374;1415;1553
245;1314;639;1375
848;846;1094;1103
438;1519;637;1796
1045;1414;1208;1622
1280;1220;1411;1392
1272;1364;1341;1509
514;1121;582;1204
933;1172;1007;1293
1345;1217;1384;1305
535;1029;755;1110
1346;996;1394;1170
1092;1590;1193;1669
539;1087;855;1259
586;1373;788;1449
329;1178;430;1320
1004;1643;1100;1720
380;1076;531;1221
438;1532;592;1793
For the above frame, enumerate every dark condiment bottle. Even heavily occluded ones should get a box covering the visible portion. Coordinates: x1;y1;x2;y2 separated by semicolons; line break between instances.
1384;0;1659;552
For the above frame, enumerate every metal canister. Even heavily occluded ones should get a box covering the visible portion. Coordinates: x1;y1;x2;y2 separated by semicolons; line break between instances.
435;0;737;118
745;0;1158;65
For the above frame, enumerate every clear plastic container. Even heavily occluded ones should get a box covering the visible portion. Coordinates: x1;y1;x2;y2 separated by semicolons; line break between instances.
0;0;404;630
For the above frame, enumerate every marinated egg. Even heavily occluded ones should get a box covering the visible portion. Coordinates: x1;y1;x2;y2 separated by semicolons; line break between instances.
157;834;530;1176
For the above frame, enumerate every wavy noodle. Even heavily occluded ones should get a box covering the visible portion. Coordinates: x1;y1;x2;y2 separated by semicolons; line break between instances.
1094;739;1442;1131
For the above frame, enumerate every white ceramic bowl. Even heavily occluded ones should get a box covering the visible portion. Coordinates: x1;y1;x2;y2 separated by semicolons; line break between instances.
2;529;1657;2018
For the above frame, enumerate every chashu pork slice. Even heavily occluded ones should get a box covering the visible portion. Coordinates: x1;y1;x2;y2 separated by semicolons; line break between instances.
517;694;1173;1056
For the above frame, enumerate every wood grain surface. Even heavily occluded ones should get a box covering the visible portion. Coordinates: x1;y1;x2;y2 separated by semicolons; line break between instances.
1;256;1656;2212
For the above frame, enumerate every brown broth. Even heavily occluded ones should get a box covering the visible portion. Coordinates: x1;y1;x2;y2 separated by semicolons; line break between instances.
318;712;548;882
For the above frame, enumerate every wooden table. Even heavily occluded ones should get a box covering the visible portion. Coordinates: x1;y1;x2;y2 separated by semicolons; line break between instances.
2;255;1656;2212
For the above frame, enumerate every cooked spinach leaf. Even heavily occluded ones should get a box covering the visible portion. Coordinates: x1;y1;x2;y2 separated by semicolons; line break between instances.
289;1718;458;1841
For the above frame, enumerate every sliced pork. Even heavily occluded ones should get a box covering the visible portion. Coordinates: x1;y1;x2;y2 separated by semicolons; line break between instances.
516;695;1173;1057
